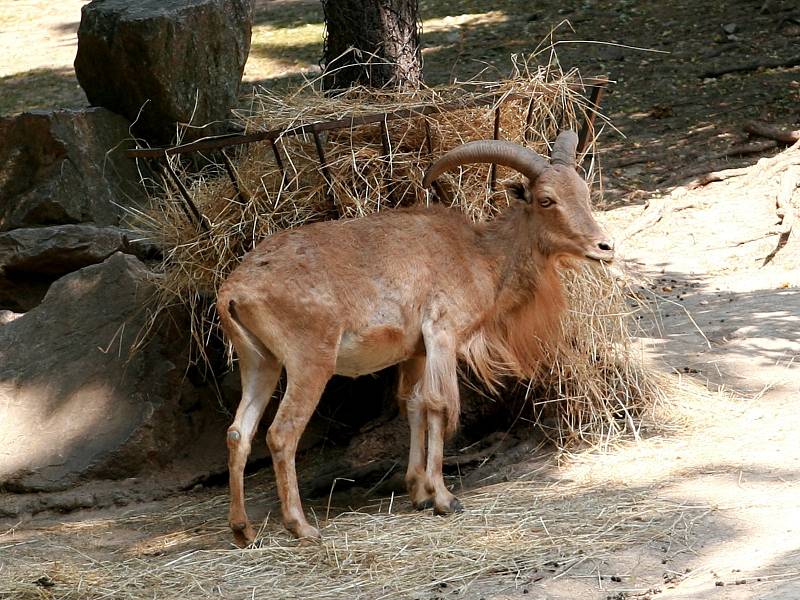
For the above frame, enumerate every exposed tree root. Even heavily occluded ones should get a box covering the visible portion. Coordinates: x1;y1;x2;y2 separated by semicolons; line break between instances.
686;166;752;190
744;121;800;145
762;166;798;266
701;54;800;79
624;143;800;244
621;189;698;241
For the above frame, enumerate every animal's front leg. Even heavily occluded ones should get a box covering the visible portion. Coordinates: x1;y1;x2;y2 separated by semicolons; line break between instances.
419;320;463;515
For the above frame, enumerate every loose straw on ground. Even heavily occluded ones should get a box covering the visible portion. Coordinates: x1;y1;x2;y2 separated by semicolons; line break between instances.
1;469;710;599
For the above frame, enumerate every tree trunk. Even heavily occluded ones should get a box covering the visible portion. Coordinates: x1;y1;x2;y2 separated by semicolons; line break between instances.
321;0;422;90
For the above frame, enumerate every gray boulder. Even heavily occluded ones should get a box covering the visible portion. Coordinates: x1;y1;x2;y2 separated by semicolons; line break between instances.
0;224;128;277
74;0;254;143
0;253;201;492
0;108;144;232
0;224;157;278
0;224;160;312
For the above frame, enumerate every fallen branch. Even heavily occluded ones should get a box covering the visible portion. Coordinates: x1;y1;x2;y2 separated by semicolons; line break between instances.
745;121;800;144
606;155;653;169
686;141;800;189
701;55;800;78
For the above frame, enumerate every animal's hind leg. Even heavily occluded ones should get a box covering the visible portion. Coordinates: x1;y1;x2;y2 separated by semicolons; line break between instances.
267;360;332;540
399;358;433;509
227;345;281;547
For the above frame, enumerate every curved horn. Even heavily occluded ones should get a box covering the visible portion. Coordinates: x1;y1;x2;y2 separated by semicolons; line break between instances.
550;130;579;168
422;140;549;187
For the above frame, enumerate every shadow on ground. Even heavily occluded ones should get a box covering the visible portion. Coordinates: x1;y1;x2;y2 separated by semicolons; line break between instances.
0;67;86;115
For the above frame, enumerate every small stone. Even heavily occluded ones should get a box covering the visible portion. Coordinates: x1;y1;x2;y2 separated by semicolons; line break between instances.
34;575;56;588
0;310;22;325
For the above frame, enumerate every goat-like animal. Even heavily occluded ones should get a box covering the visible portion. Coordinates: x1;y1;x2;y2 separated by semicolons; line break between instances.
217;131;614;544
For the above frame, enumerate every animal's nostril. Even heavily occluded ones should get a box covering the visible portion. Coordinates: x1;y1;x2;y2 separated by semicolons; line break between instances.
597;241;614;252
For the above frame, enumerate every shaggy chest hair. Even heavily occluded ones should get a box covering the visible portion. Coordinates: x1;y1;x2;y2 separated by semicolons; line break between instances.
460;257;565;390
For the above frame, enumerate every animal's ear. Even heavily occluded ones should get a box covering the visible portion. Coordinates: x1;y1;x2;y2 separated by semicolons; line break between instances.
506;181;532;203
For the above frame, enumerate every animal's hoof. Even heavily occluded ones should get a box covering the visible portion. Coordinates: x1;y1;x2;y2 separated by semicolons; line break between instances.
298;533;322;546
434;497;463;516
230;522;255;547
289;521;321;541
412;498;433;511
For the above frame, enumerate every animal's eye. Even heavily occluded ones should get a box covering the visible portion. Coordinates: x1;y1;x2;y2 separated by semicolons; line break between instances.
538;196;555;208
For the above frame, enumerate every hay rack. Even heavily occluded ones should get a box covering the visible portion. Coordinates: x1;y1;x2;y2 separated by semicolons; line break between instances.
125;79;608;232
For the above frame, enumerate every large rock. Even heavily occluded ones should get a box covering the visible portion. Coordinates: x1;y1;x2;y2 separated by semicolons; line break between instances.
74;0;254;143
0;224;160;312
0;224;129;277
0;224;157;277
0;253;202;492
0;109;145;232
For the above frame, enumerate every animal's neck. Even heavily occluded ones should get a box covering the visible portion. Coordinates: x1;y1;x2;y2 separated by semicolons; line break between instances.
478;202;553;312
464;202;566;385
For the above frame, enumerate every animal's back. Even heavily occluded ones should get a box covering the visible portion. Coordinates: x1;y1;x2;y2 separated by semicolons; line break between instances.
228;206;485;302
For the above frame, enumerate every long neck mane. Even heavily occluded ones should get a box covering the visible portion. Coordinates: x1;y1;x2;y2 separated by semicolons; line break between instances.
461;203;567;390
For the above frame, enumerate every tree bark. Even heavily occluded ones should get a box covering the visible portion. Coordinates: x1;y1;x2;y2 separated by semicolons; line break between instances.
321;0;422;91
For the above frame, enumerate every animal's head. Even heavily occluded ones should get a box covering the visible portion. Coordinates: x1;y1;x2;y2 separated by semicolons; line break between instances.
422;131;614;263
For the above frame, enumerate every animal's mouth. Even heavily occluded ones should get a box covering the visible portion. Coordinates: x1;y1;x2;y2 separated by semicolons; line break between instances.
584;251;615;263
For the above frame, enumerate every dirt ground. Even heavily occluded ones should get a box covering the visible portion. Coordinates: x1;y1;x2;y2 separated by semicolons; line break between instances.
1;0;799;598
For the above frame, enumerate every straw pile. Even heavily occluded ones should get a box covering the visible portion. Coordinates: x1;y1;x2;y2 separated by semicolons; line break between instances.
132;55;666;446
1;464;710;599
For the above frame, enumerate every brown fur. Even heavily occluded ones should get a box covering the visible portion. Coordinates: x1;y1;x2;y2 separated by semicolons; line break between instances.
216;139;614;543
461;260;565;390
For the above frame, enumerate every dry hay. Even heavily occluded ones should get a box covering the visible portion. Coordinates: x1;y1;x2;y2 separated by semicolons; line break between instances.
0;458;710;600
130;55;667;447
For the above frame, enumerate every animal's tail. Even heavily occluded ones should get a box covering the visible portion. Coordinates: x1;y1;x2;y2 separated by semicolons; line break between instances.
216;287;270;361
